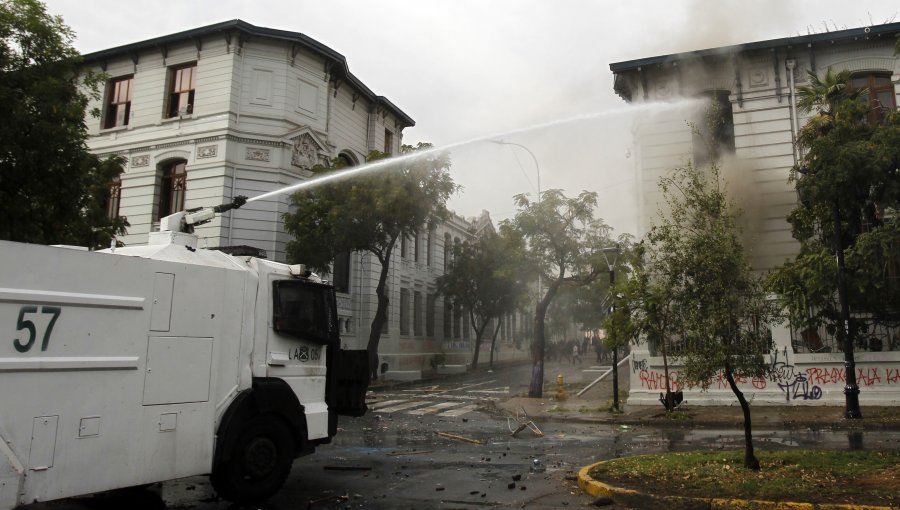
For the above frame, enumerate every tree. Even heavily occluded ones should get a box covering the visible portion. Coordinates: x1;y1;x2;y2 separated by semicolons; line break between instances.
0;0;127;247
636;160;774;470
436;228;527;370
766;68;900;417
283;143;457;381
502;189;614;397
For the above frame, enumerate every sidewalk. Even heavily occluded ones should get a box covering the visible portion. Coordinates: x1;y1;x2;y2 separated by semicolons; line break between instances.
493;359;900;430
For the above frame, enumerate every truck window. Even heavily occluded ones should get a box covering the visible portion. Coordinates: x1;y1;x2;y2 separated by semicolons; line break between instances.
272;280;338;345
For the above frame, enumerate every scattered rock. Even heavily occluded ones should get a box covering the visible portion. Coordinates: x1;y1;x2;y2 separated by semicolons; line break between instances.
520;486;527;491
512;474;522;481
507;482;516;489
435;486;445;492
469;490;480;495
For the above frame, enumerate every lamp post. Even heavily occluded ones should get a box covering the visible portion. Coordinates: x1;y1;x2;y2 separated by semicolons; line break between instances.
491;139;546;397
489;140;541;204
833;201;862;419
602;245;621;412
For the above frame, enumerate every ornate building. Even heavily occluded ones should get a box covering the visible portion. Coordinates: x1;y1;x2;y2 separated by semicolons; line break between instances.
611;23;900;405
82;21;526;381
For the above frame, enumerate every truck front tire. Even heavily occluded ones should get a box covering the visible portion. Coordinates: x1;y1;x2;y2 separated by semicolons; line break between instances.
211;415;295;503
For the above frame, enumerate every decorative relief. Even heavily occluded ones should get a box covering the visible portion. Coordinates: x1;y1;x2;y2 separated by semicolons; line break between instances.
291;133;324;170
246;147;270;162
749;67;768;87
197;145;217;159
131;155;149;167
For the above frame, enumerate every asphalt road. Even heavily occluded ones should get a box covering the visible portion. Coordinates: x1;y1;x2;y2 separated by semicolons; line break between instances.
20;362;900;510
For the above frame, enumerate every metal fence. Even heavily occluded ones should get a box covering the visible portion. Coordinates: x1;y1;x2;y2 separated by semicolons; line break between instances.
790;315;900;353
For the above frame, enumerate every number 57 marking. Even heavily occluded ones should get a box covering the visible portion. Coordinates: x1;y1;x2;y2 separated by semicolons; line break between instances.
13;306;62;353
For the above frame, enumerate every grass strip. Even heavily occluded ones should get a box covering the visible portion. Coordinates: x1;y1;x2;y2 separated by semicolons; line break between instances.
588;450;899;507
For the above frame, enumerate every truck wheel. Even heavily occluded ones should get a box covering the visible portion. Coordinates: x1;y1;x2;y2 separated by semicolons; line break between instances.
211;416;295;503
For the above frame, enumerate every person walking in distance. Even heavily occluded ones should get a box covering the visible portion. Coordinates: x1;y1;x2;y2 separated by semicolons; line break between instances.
572;342;582;364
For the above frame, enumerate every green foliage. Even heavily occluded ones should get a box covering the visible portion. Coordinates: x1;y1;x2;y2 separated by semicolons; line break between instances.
501;189;615;397
0;0;128;248
436;228;527;368
283;146;456;270
282;144;457;375
646;162;773;388
766;68;900;333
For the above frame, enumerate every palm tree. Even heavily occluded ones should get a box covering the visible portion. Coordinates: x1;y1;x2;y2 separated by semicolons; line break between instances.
795;68;859;147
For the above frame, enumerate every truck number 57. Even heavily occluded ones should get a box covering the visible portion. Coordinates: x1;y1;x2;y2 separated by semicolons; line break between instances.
12;306;61;353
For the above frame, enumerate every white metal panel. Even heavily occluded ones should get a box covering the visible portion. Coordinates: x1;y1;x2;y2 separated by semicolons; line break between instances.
28;416;58;470
150;273;174;332
142;337;213;406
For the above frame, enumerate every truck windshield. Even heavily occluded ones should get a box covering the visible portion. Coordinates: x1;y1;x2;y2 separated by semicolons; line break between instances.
272;280;338;344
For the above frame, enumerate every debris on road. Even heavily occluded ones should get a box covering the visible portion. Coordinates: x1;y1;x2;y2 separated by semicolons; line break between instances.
386;450;433;457
507;407;544;437
436;431;483;444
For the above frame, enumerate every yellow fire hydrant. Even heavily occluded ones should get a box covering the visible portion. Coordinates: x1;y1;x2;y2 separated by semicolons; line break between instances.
556;374;567;401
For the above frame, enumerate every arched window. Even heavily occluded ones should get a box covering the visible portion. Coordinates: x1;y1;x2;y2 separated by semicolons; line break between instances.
157;160;187;220
850;73;896;125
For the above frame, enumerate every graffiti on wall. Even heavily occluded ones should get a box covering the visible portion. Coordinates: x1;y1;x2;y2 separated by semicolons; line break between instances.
635;346;900;402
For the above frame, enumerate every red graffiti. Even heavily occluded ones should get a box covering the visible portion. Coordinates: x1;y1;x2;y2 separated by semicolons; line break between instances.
887;368;900;384
805;367;845;385
639;370;680;391
752;376;767;389
856;367;882;386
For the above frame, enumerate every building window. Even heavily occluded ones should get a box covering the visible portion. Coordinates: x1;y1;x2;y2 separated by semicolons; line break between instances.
104;76;133;129
414;231;421;263
384;129;394;155
453;303;462;339
106;175;122;219
167;64;197;118
426;228;433;266
157;160;187;221
400;234;408;259
399;288;410;335
850;73;896;125
413;291;423;336
332;252;350;293
692;90;734;168
426;293;436;337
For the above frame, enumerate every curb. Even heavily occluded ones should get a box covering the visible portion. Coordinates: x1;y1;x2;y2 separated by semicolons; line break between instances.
577;460;894;510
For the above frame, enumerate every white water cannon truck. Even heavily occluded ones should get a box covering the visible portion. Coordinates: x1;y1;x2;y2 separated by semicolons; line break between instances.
0;197;369;508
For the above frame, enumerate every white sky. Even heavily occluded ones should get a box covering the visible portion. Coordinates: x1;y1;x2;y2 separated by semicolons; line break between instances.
44;0;898;235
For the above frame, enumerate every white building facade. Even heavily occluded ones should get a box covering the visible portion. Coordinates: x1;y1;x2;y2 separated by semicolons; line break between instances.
611;23;900;406
82;21;527;382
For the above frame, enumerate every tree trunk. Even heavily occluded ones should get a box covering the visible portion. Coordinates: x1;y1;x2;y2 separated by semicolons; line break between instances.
528;284;557;398
367;250;393;381
488;320;502;370
724;361;760;470
470;312;490;370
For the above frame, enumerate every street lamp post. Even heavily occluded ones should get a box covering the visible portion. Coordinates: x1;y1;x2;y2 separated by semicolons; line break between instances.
602;245;621;412
833;201;862;419
491;139;546;397
489;140;541;204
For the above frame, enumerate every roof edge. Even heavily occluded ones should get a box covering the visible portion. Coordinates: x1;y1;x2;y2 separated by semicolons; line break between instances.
610;22;900;73
82;19;414;128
